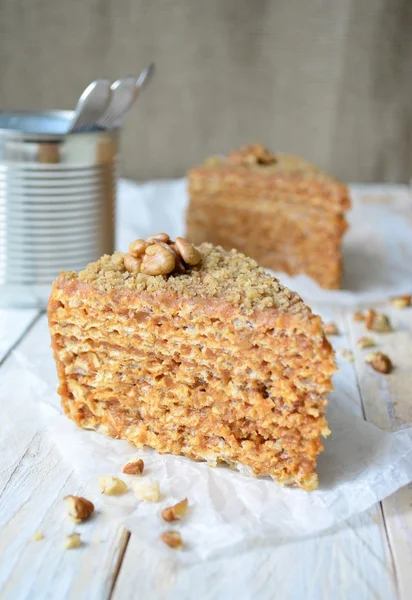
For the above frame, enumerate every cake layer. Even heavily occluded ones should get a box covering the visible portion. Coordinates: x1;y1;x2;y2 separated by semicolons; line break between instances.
52;311;334;391
58;336;330;427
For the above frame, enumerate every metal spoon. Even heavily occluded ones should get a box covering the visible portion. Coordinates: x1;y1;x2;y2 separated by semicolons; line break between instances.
98;63;155;130
97;76;137;130
67;79;112;133
136;62;155;96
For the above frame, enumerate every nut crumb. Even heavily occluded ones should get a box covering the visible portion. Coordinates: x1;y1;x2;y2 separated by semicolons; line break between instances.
365;351;393;374
390;294;411;309
353;311;365;322
338;348;354;362
324;322;339;336
356;336;375;349
161;498;188;522
64;495;94;522
161;531;183;550
32;531;44;542
131;477;160;502
64;533;82;549
98;476;128;496
365;309;392;333
122;459;144;475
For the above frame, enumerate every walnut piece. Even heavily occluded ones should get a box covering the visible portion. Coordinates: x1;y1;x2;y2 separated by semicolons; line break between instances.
353;311;365;322
141;243;176;276
64;495;94;522
356;336;375;349
64;533;82;549
174;238;202;266
161;498;188;522
122;459;144;475
131;477;160;502
161;531;183;549
365;309;392;333
227;144;277;166
98;476;128;495
128;239;148;257
146;233;170;244
123;254;142;274
124;234;201;277
165;242;187;273
365;351;393;374
32;531;44;542
324;322;339;336
390;294;411;309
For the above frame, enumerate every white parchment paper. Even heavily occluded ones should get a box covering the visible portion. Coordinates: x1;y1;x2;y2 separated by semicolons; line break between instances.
19;180;412;561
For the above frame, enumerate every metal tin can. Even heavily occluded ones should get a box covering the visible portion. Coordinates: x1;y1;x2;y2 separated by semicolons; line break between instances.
0;111;118;308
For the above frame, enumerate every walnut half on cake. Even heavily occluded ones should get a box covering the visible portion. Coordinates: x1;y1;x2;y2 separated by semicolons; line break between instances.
187;144;351;289
48;235;336;490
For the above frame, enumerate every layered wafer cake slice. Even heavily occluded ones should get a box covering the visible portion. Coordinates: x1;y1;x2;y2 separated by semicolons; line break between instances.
48;234;336;490
187;144;351;289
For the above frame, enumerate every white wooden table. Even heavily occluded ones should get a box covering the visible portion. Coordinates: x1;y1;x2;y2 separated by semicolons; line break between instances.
1;185;411;600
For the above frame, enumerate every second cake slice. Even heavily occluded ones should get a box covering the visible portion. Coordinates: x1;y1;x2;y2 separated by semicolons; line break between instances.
187;144;351;289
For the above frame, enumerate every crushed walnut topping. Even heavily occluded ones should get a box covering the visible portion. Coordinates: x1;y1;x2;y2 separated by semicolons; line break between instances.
365;309;392;333
390;294;411;309
75;243;311;316
365;351;393;374
123;234;201;277
227;144;277;167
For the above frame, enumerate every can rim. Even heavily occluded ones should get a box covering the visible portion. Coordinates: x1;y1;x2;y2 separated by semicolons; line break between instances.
0;110;119;140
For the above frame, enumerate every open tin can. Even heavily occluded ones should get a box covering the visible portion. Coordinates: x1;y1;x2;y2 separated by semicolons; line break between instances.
0;111;118;308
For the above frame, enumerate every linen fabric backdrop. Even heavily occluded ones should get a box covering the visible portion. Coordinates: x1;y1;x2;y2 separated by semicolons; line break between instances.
1;0;412;182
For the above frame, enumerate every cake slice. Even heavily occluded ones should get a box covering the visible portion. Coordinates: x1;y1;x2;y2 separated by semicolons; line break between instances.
48;234;336;490
187;144;351;289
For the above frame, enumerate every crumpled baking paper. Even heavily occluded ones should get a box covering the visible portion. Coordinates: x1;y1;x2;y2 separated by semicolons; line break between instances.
16;335;412;563
18;179;412;562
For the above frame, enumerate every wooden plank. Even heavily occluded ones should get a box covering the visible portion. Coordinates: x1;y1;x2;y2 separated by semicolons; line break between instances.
113;510;396;600
113;306;398;600
0;315;128;600
0;308;39;363
347;302;412;600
